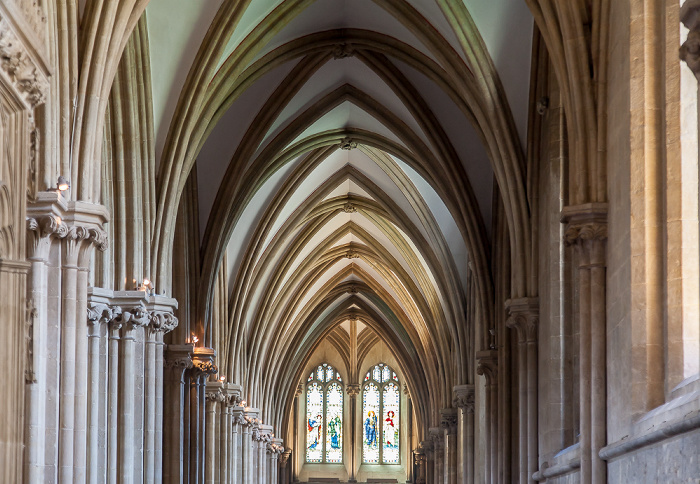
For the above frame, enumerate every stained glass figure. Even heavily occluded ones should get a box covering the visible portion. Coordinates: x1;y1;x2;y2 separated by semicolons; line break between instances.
362;363;400;464
382;382;400;463
362;383;380;463
305;364;344;464
326;383;343;463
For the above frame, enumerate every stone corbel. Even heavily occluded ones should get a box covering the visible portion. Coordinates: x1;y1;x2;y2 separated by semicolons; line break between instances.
346;383;361;398
204;382;226;404
279;449;292;467
164;344;195;371
452;384;475;414
682;0;700;82
191;347;217;379
223;383;243;407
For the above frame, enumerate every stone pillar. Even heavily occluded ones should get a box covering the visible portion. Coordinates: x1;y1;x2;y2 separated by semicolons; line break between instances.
414;450;427;484
441;409;458;484
205;382;225;483
163;344;194;483
221;384;242;483
258;424;274;484
86;303;121;484
563;205;607;484
270;438;284;484
477;351;497;484
190;348;218;484
244;408;260;484
116;306;150;484
347;383;360;482
506;298;539;484
280;449;292;484
453;385;475;484
232;406;245;483
429;427;444;484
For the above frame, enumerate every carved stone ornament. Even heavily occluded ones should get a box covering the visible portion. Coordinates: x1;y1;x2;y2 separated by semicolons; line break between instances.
87;302;123;326
345;249;360;259
561;203;608;247
235;414;247;426
476;350;498;384
440;409;458;430
681;0;700;82
193;360;218;376
164;355;193;370
452;384;475;413
346;383;361;398
0;15;48;107
342;202;357;213
27;215;109;252
114;305;150;329
205;389;226;403
149;310;178;334
25;298;37;383
332;43;354;59
339;137;357;150
279;449;292;466
505;297;539;344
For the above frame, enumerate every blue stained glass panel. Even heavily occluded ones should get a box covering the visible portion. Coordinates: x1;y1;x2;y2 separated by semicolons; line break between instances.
362;383;380;463
382;382;400;464
326;383;343;463
306;383;324;463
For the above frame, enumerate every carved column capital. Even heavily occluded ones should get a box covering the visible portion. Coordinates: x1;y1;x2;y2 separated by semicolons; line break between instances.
148;310;178;334
476;350;498;384
346;383;361;398
164;344;194;370
452;384;475;413
223;383;243;407
280;449;292;467
440;408;458;434
87;302;122;327
191;346;217;378
505;297;539;343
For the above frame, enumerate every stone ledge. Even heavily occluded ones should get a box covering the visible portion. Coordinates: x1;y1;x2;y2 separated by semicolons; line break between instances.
599;384;700;460
533;442;580;481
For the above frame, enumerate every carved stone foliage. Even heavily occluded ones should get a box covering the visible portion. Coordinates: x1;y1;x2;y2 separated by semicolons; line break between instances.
0;14;48;107
505;297;539;344
453;384;475;413
476;350;498;384
149;310;179;334
682;1;700;82
346;383;361;398
27;215;109;253
440;408;458;432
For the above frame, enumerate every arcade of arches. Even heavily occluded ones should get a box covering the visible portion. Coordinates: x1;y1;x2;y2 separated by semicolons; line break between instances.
2;0;700;483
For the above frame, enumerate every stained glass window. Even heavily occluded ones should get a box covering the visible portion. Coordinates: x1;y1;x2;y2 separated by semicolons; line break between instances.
362;363;401;464
305;363;344;463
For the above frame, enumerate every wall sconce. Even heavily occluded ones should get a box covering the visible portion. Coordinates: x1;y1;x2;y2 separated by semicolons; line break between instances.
219;375;226;382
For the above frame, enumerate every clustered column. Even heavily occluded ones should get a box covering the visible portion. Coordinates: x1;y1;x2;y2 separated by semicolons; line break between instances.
477;350;498;484
562;205;608;483
453;385;475;484
506;298;539;484
441;409;458;484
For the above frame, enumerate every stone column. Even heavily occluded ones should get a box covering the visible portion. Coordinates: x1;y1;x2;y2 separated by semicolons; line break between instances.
270;438;284;484
86;302;121;484
163;344;194;483
441;409;458;484
190;348;218;484
429;427;444;484
477;351;497;484
563;205;607;484
423;439;434;484
258;425;274;484
292;384;301;482
453;385;475;484
280;449;292;484
347;383;360;482
244;408;260;484
414;451;427;484
116;306;150;484
221;384;242;483
146;305;177;484
232;407;245;483
506;298;539;484
205;382;225;484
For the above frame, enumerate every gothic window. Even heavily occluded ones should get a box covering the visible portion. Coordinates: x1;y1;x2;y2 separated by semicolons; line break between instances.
305;363;343;463
362;363;400;464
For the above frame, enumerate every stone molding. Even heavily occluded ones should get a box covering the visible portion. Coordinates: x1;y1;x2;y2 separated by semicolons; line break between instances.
505;297;539;343
476;350;498;384
561;202;608;246
452;384;475;413
0;11;48;107
681;0;700;82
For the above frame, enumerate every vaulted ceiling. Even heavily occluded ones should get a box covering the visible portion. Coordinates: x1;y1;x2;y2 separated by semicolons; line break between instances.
146;0;533;427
